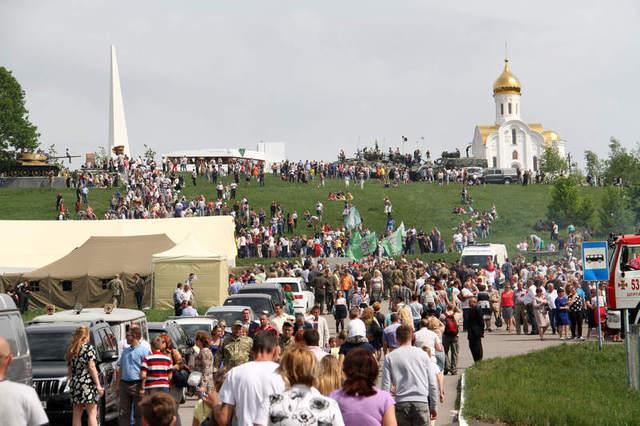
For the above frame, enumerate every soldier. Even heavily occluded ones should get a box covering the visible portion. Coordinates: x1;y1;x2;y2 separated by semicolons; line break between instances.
311;270;329;313
214;321;253;370
278;322;295;353
108;274;125;308
133;273;145;310
327;268;338;313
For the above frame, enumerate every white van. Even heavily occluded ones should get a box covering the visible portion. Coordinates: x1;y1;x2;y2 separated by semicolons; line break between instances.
31;307;148;354
460;243;508;269
0;294;31;385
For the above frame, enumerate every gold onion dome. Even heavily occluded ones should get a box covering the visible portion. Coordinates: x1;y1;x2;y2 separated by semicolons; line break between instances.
493;59;521;95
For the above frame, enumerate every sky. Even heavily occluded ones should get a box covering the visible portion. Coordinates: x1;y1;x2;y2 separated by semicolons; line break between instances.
1;1;640;163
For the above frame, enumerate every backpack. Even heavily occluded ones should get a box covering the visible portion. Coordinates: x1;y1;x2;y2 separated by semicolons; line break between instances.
444;315;459;336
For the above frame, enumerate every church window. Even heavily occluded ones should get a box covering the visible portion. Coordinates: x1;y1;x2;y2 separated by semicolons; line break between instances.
508;103;512;114
516;104;518;114
533;156;538;171
492;156;497;168
512;150;518;160
501;104;504;115
511;128;517;145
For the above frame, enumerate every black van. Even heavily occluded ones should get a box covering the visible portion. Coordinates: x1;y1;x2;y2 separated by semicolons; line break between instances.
26;320;119;425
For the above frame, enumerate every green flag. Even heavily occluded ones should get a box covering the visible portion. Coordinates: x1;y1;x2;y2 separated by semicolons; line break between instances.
344;206;362;231
346;231;377;261
382;223;405;256
238;148;246;157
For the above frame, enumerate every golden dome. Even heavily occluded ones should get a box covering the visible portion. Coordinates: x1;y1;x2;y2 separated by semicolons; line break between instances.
493;59;521;95
542;130;560;146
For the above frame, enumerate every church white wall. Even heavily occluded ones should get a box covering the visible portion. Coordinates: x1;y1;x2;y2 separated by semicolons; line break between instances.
494;93;521;125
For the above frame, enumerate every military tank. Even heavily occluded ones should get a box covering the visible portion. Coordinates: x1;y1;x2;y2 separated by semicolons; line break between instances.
0;152;61;176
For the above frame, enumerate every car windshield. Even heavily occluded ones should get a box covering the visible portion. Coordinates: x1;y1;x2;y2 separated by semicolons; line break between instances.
461;255;493;268
178;324;211;340
148;329;164;342
225;298;272;315
274;282;300;292
28;332;71;361
207;311;244;324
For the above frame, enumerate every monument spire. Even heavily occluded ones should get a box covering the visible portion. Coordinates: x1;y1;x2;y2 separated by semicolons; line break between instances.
109;45;130;158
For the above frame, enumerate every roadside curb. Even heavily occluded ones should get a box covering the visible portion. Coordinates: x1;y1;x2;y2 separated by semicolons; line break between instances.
458;371;469;426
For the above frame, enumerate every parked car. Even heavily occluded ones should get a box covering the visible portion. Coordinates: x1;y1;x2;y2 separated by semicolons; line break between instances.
237;283;288;312
481;168;518;184
32;307;149;354
223;294;275;317
170;317;218;341
265;277;315;313
0;294;31;386
148;320;192;356
205;306;255;332
26;320;119;425
463;166;483;183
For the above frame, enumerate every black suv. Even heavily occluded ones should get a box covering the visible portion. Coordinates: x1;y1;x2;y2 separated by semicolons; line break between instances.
26;320;119;425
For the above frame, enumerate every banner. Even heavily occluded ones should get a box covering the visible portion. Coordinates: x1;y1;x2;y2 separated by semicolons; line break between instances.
346;231;377;261
382;223;405;256
344;206;362;231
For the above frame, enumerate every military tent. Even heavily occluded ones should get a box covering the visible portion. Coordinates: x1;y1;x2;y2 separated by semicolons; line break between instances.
20;234;175;309
151;236;228;309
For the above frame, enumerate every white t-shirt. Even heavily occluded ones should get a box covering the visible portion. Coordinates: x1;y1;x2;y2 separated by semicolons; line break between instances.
414;328;440;363
0;381;49;426
219;361;285;426
460;288;473;309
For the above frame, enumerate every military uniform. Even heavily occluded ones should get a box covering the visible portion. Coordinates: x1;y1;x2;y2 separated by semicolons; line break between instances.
279;335;295;353
214;335;253;369
109;277;125;307
312;275;328;313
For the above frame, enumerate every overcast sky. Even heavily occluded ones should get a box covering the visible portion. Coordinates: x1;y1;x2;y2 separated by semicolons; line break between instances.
2;1;639;163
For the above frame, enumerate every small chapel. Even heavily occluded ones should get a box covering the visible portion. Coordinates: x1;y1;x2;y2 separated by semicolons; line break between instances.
471;58;566;171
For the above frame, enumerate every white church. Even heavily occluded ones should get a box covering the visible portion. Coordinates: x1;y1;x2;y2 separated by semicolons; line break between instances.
471;58;565;171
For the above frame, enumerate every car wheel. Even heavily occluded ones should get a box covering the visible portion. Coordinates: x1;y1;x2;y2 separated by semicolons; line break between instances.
504;178;511;184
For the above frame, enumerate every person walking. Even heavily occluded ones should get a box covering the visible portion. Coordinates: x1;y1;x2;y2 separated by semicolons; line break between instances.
533;288;550;340
0;337;49;426
441;304;460;375
513;281;529;335
117;326;152;426
568;284;585;340
307;305;330;349
15;279;31;314
258;345;345;425
140;336;173;395
207;332;286;426
333;291;348;333
109;274;125;308
173;283;184;316
501;285;515;333
214;321;253;370
465;297;485;363
331;348;396;426
381;325;439;426
66;326;104;426
555;287;571;340
133;273;145;310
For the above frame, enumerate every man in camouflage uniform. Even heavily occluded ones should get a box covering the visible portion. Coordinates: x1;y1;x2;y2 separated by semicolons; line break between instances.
214;320;253;369
109;274;125;308
278;322;295;353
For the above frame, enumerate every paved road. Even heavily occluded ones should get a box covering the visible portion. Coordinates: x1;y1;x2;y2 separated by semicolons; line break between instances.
177;311;569;426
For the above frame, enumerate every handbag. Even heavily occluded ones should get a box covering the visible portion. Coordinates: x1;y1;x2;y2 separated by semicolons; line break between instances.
173;366;191;388
495;316;503;328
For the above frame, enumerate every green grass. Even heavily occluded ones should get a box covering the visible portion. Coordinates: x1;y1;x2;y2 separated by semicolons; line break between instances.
464;343;640;425
0;175;604;258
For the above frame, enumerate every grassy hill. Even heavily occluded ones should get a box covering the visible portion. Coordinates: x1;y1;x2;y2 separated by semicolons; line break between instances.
0;175;604;258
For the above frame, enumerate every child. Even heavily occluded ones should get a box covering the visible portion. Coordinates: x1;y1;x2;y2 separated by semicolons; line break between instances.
328;336;339;358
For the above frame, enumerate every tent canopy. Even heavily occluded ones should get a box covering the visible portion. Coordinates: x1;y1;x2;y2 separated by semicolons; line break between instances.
24;234;175;280
0;216;237;274
152;235;225;263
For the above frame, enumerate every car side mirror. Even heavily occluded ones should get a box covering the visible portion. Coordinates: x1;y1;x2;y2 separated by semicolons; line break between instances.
102;349;119;361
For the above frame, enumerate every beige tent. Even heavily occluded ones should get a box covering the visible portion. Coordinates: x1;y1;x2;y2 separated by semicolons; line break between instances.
0;216;236;274
21;234;175;309
152;236;228;309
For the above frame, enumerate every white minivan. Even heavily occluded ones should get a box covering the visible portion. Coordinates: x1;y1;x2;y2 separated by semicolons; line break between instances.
264;277;315;313
460;243;508;269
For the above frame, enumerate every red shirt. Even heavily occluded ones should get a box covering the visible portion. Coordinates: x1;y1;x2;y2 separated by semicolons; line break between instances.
501;290;515;307
141;351;172;389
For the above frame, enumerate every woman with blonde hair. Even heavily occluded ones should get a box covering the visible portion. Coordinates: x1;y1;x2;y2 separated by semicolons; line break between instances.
258;345;344;425
66;326;104;426
317;353;343;396
397;305;414;330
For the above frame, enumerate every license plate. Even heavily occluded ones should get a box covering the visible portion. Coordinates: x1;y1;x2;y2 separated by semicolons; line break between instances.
41;401;47;409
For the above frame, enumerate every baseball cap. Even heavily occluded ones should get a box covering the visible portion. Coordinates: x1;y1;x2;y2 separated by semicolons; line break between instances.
232;320;243;327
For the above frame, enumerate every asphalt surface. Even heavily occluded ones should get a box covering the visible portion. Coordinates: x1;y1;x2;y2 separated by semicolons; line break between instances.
176;310;569;426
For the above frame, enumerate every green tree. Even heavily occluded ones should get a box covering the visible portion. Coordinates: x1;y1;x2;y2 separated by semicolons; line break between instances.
584;150;603;184
540;146;568;177
599;186;635;233
603;137;640;186
547;177;594;227
143;144;156;162
0;67;39;158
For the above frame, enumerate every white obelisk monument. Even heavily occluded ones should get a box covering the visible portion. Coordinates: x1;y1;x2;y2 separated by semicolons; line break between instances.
108;45;130;158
